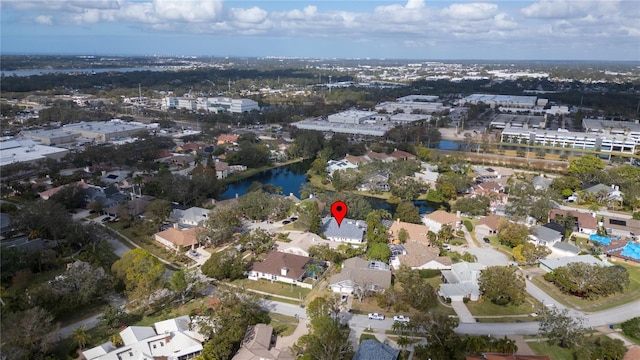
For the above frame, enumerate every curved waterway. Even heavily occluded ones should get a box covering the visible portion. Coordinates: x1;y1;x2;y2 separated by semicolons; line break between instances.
220;160;438;216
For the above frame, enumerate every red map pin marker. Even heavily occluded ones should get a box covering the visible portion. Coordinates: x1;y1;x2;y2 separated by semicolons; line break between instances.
331;201;348;227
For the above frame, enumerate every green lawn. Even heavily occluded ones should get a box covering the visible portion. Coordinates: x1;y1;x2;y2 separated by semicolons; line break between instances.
466;296;540;317
528;340;575;360
231;278;311;300
268;313;299;337
531;262;640;312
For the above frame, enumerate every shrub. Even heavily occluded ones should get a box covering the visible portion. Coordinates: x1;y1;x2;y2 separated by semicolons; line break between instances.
418;269;441;278
463;219;473;231
463;297;469;303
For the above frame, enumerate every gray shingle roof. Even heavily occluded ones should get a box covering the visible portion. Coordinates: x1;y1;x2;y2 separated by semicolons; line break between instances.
532;225;562;243
552;241;581;254
353;339;399;360
321;217;365;242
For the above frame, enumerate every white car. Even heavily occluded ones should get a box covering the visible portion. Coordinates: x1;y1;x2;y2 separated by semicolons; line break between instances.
368;313;385;320
393;315;410;323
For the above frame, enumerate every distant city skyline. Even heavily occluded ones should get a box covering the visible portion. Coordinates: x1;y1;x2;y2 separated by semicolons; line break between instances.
1;0;639;61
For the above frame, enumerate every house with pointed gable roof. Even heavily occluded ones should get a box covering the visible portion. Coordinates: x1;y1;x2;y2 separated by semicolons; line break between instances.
475;215;504;239
390;241;451;270
390;149;416;160
232;324;294;360
422;210;461;233
388;219;432;246
154;225;199;252
248;251;314;288
329;257;392;294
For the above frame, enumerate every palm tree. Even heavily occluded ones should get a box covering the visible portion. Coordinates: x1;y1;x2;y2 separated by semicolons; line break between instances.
71;326;92;350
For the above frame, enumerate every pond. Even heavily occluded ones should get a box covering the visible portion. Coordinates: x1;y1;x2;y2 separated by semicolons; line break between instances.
220;159;439;216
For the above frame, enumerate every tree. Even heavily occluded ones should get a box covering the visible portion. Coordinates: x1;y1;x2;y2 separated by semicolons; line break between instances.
201;249;246;281
297;200;322;234
395;265;437;312
497;220;529;247
199;205;242;247
199;287;270;360
398;228;409;244
100;304;128;329
479;266;526;305
538;308;587;348
568;154;605;184
111;248;165;307
366;242;391;261
71;326;92;350
413;313;462;360
145;199;172;228
452;196;490;216
437;224;454;244
1;307;58;360
544;263;629;299
394;201;421;223
390;176;422;200
169;267;205;304
295;295;353;360
512;243;551;265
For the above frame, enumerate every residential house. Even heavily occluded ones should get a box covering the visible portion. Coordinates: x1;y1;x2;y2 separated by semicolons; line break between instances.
422;210;461;233
549;209;598;235
551;241;582;257
414;168;439;189
529;225;563;247
248;251;314;288
365;150;394;162
532;175;553;191
101;170;129;185
601;215;640;237
539;254;610;273
154;225;199;252
232;324;294;360
85;185;128;209
542;222;565;239
83;315;205;360
353;339;399;360
439;262;486;302
215;161;230;179
390;241;452;270
390;149;416;161
217;133;239;146
584;183;624;204
344;154;370;166
472;166;514;183
605;240;640;266
171;154;195;167
104;195;155;218
325;159;358;176
39;179;90;200
329;257;392;294
320;217;366;244
357;171;390;192
276;232;339;258
170;206;210;227
623;345;640;360
175;142;205;154
388;219;432;246
475;215;504;239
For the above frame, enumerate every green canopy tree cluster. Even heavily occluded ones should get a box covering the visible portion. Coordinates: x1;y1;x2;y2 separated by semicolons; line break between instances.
365;210;391;261
538;308;587;348
543;263;629;299
394;265;438;312
479;266;526;306
111;248;165;308
201;249;247;281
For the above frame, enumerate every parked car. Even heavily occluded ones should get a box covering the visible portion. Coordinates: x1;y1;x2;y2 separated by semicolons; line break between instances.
101;216;112;223
442;244;451;251
368;313;385;320
340;294;348;303
189;249;199;257
530;312;538;317
483;237;491;244
282;220;291;225
393;315;410;323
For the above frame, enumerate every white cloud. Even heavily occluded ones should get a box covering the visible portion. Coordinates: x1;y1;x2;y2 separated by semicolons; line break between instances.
441;3;499;21
229;7;268;24
152;0;222;22
34;15;53;25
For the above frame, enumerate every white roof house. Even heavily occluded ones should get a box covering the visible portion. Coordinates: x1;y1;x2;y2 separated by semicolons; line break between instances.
83;316;205;360
439;262;486;302
170;206;210;227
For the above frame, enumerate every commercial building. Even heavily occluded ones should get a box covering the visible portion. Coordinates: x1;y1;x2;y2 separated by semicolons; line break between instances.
20;128;79;145
327;110;378;124
500;128;638;153
375;95;448;114
582;118;640;140
163;96;259;113
460;94;538;109
62;120;150;142
490;114;546;130
0;138;69;167
291;117;392;136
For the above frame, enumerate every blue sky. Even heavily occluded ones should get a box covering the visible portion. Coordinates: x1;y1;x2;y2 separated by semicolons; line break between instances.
1;0;639;60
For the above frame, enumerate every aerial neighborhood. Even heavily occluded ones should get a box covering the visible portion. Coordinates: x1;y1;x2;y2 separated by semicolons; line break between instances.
1;56;640;360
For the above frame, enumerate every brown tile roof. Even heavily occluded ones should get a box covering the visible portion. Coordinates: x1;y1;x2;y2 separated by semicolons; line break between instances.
476;215;504;231
424;210;460;225
155;227;198;247
624;345;640;360
215;161;229;171
549;209;597;230
398;242;451;268
217;134;239;145
388;220;432;245
344;154;369;165
156;149;172;160
477;181;502;192
251;251;311;281
390;149;416;160
366;151;392;161
39;180;89;200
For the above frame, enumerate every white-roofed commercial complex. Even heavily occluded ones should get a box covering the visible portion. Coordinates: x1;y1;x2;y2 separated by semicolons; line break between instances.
0;138;69;167
460;94;538;109
163;96;259;113
500;128;639;154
